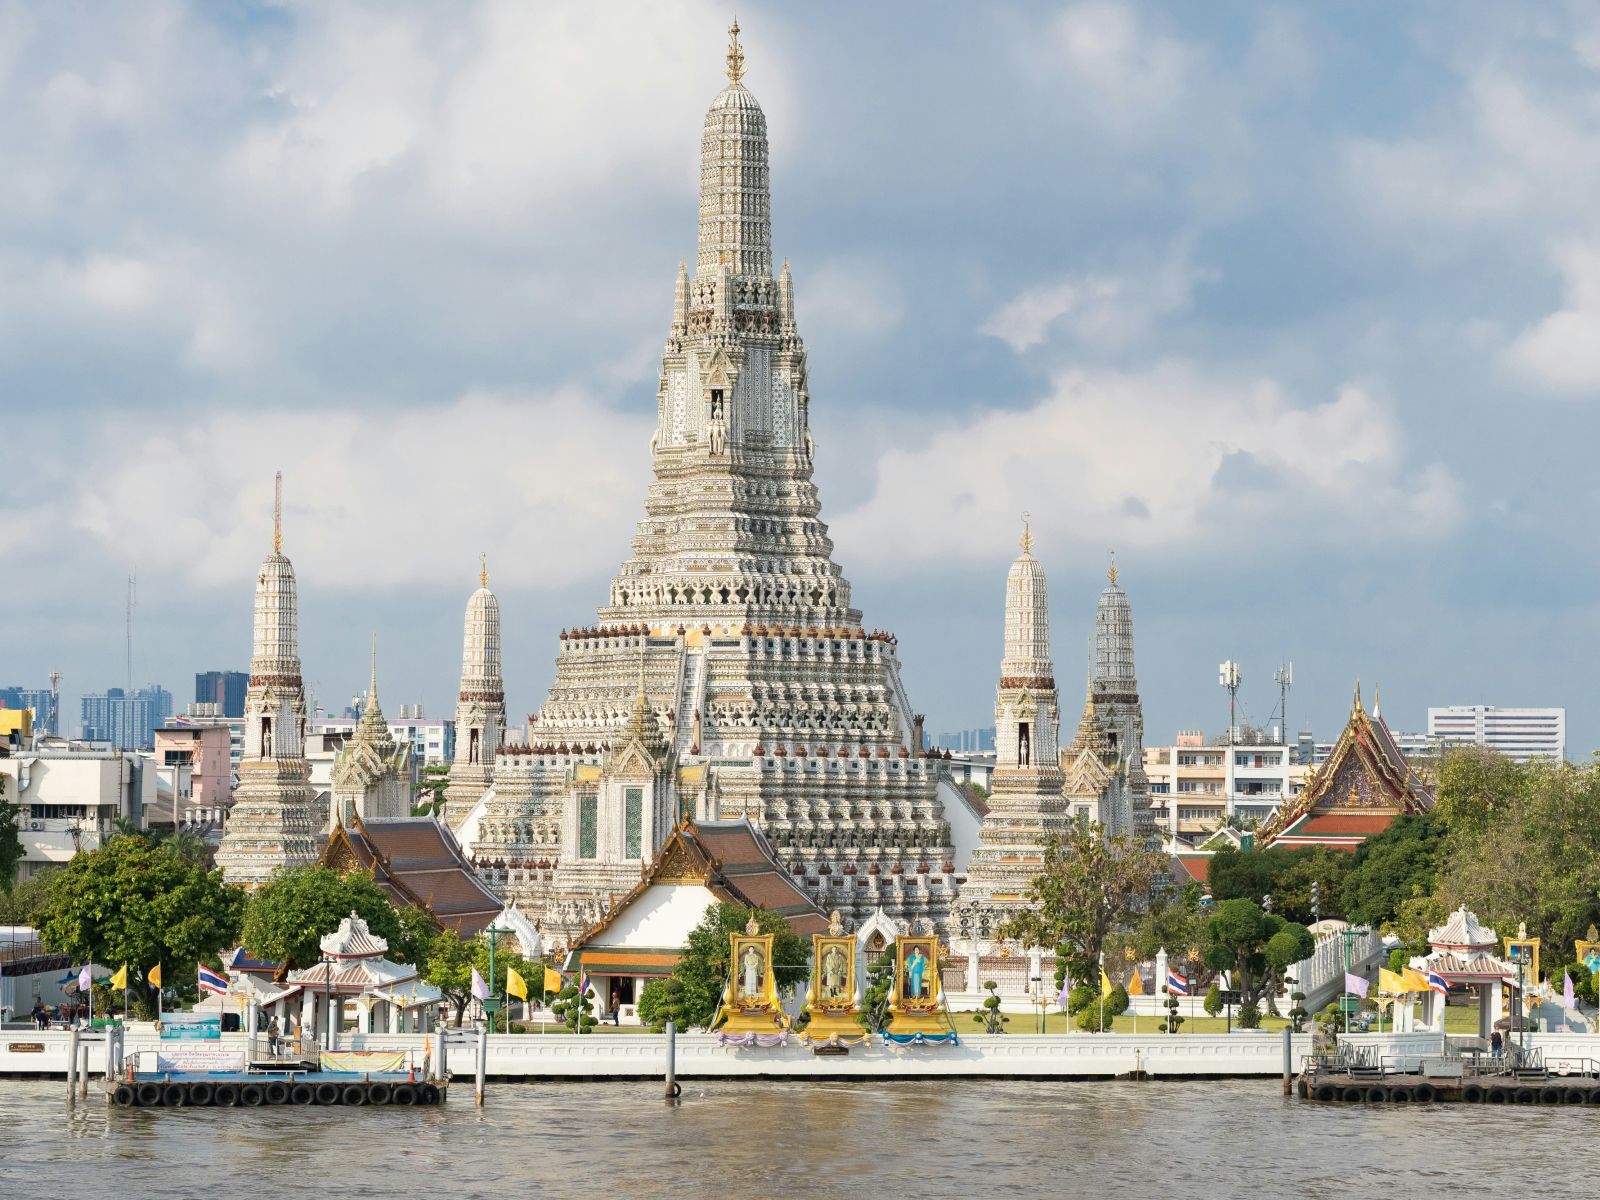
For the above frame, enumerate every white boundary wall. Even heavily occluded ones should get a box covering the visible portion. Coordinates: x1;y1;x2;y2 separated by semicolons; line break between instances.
0;1026;1506;1080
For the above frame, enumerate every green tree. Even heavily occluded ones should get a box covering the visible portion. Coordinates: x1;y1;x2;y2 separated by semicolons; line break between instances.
638;976;696;1031
0;775;23;894
861;951;895;1033
552;980;597;1033
422;928;480;1026
0;868;57;925
1203;980;1223;1017
973;980;1009;1033
240;865;402;969
415;764;450;817
1200;898;1314;1015
1208;843;1350;924
37;835;245;1018
391;904;440;967
996;823;1167;980
1341;812;1444;928
641;903;809;1031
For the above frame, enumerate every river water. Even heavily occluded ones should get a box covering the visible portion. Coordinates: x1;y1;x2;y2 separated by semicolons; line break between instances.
1;1077;1590;1198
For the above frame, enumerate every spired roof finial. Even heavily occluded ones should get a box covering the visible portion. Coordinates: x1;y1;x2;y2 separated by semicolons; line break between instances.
725;17;745;84
1019;511;1033;555
1108;549;1118;587
273;471;283;554
480;552;489;589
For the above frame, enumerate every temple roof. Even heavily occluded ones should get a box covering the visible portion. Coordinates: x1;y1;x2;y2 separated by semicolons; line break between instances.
570;816;828;958
1429;906;1498;952
1257;682;1433;849
320;910;389;960
322;814;503;937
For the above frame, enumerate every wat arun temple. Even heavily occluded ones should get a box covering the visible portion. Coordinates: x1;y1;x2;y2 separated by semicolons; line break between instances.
217;25;1153;947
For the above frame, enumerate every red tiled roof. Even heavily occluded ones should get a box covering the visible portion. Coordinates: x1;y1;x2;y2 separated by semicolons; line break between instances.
324;816;503;937
1298;813;1397;835
1175;855;1210;884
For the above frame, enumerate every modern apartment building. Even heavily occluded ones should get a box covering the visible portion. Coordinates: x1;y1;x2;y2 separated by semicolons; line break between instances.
193;670;249;719
0;746;157;881
1427;705;1566;763
1146;730;1310;842
80;685;174;751
0;687;56;736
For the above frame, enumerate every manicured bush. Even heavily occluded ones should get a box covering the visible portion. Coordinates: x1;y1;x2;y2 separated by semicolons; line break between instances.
1204;981;1223;1017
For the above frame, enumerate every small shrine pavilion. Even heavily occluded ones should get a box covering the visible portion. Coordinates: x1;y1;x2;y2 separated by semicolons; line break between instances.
243;911;446;1043
1257;683;1433;850
1412;906;1520;1039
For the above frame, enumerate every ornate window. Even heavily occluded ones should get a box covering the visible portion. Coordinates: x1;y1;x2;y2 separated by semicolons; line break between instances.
625;787;644;858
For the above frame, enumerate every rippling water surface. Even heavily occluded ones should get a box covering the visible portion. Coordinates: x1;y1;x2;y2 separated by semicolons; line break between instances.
3;1076;1594;1198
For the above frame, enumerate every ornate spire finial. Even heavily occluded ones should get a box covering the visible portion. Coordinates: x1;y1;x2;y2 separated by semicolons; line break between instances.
480;552;489;589
1020;511;1033;554
273;471;283;553
370;633;379;705
1373;681;1381;718
1108;549;1118;587
725;17;745;84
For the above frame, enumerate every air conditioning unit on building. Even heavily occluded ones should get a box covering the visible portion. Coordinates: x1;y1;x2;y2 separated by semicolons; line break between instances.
29;821;43;831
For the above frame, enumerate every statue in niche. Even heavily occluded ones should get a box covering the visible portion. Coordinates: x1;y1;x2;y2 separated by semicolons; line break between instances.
1018;722;1030;767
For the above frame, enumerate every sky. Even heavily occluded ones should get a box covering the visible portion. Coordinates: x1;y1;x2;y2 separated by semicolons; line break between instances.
2;0;1598;752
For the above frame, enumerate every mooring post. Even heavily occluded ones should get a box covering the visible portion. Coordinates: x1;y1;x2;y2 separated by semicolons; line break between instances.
475;1021;487;1107
436;1026;447;1080
664;1020;679;1100
67;1027;80;1104
1282;1025;1293;1096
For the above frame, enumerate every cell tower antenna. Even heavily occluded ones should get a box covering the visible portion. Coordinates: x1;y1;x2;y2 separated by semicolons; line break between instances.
48;671;62;737
1274;660;1293;747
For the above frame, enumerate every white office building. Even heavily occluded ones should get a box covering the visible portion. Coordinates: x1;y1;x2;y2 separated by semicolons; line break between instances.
1426;706;1566;763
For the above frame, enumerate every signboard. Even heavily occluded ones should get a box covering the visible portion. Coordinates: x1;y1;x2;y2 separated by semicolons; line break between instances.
1220;990;1242;1005
6;1043;44;1053
159;1014;222;1041
156;1049;245;1072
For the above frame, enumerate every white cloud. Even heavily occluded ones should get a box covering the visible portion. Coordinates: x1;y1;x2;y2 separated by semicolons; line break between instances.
63;390;653;592
1031;1;1196;142
980;242;1205;352
1503;241;1600;394
835;363;1460;567
800;257;905;342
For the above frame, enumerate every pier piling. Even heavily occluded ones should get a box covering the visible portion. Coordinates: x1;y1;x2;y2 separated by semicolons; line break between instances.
66;1027;79;1104
1282;1027;1292;1096
474;1022;487;1107
664;1021;680;1100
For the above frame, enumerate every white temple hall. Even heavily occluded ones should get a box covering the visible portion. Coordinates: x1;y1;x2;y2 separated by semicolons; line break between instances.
452;25;983;945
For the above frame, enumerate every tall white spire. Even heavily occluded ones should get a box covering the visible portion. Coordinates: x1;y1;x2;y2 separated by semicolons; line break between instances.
1001;514;1053;686
217;473;318;887
444;558;506;832
697;19;771;280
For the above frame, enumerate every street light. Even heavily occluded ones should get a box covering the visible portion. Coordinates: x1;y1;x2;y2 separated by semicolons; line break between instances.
485;924;509;1034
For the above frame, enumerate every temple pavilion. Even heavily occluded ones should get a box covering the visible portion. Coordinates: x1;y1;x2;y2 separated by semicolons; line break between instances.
562;817;826;1023
1411;907;1521;1039
226;911;444;1044
1256;683;1433;850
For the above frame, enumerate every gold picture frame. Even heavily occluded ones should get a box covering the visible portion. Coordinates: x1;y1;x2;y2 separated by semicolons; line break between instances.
727;932;778;1013
809;935;857;1014
894;935;940;1013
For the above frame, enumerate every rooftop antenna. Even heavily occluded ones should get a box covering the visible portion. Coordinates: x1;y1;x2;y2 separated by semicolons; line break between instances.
1274;661;1293;746
48;671;61;736
1218;659;1241;746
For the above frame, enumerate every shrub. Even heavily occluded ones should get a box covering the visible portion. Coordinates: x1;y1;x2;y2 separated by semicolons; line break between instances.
1075;998;1117;1033
1203;981;1223;1017
1236;1001;1261;1029
1067;983;1095;1015
1107;984;1130;1015
973;981;1009;1033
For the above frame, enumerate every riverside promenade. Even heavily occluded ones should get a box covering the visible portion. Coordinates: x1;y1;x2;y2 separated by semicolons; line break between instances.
15;1026;1592;1081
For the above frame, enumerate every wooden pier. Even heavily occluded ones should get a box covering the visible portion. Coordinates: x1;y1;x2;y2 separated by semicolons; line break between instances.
1298;1044;1600;1104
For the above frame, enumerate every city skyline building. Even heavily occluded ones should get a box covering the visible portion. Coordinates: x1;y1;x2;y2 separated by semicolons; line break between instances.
194;670;249;718
0;687;57;737
1427;704;1567;763
79;684;172;751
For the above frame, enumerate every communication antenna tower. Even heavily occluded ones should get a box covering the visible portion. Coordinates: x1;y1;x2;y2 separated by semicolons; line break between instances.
1218;660;1241;746
48;671;61;736
1273;661;1293;746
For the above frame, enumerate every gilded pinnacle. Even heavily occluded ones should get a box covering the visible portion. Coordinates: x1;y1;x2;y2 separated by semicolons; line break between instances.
725;17;745;84
273;470;283;554
1108;550;1118;587
480;552;489;589
1019;511;1033;554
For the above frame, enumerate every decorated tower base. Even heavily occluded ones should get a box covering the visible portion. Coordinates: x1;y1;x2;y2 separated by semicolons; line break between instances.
885;932;958;1046
714;918;790;1047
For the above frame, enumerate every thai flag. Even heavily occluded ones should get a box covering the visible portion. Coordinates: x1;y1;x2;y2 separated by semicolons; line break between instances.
1168;972;1189;995
1427;971;1449;996
197;965;229;996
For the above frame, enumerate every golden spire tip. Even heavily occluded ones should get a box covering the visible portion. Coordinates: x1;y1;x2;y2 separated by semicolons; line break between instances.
1108;549;1118;587
725;17;746;84
1019;511;1033;554
480;552;489;589
272;471;283;554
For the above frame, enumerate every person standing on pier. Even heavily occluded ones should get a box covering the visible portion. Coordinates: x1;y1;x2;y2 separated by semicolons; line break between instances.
268;1015;281;1056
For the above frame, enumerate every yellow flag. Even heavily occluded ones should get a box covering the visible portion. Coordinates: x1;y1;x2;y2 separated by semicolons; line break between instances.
148;963;162;988
1379;967;1407;995
110;965;127;990
1402;967;1430;993
1100;968;1113;998
506;967;528;1001
1127;970;1145;996
543;967;562;994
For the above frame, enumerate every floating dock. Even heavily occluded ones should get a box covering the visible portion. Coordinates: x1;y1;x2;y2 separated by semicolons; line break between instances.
109;1070;445;1108
1298;1047;1600;1104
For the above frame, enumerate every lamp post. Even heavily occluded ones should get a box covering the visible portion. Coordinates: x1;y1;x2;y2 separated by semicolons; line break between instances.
485;924;509;1034
321;952;334;1053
